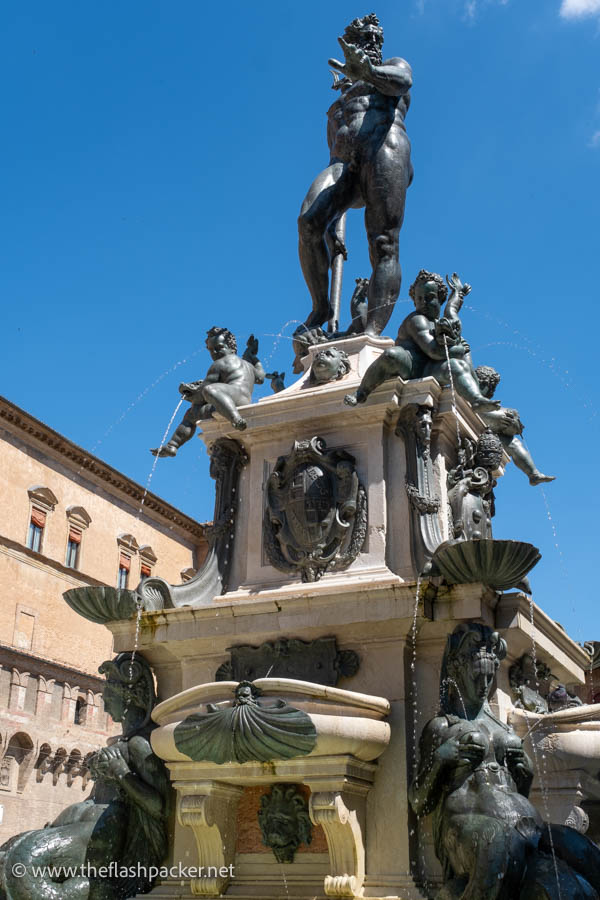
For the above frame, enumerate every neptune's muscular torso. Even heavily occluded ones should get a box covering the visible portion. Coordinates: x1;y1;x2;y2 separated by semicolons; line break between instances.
327;59;411;165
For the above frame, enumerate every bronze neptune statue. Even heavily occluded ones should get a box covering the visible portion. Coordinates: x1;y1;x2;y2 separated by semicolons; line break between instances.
298;14;413;335
0;653;168;900
409;624;600;899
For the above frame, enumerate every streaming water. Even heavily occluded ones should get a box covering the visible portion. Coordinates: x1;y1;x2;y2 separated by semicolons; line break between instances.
525;599;563;900
259;318;301;372
127;598;144;685
279;865;290;899
442;336;462;452
136;398;184;521
408;337;463;894
118;397;184;680
465;302;597;421
409;576;431;895
410;576;422;780
76;347;208;476
539;486;567;580
440;677;467;719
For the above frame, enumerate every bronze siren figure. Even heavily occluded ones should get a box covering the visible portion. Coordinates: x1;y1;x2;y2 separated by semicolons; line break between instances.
409;624;600;899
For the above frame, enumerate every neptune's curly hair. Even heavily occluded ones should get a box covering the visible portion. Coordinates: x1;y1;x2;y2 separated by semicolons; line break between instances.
343;13;383;46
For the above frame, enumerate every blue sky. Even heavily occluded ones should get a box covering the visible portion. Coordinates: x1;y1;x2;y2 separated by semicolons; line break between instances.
1;2;598;644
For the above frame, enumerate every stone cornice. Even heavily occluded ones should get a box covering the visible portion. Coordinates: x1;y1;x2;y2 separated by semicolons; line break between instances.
0;640;106;692
0;395;206;542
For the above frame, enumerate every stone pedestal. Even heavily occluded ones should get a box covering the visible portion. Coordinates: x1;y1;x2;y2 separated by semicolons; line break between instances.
106;336;591;899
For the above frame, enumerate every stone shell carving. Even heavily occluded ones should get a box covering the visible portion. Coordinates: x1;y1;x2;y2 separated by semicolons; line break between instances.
432;538;541;591
173;682;317;764
64;585;143;624
263;437;367;583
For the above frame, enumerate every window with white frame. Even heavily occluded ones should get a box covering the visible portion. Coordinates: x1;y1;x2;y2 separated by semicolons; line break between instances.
139;545;157;584
25;486;58;554
27;509;45;552
117;553;130;588
65;527;81;568
116;533;139;590
65;506;91;572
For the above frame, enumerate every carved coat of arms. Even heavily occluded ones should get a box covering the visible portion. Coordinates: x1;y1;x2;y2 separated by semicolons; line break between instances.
263;437;367;582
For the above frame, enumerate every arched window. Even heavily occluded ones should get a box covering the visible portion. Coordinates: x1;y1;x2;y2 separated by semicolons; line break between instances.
66;749;83;786
35;743;53;783
74;696;87;726
5;731;35;792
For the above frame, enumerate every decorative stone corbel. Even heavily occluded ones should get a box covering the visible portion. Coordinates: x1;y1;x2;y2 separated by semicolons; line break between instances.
176;783;243;897
309;791;365;898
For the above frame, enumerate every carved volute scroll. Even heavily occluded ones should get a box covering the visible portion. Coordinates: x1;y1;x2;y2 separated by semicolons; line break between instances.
177;784;243;896
141;437;248;609
309;791;366;898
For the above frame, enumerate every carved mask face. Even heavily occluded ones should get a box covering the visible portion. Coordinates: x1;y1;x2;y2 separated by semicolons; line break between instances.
258;786;312;864
234;682;256;705
416;410;433;444
311;348;349;384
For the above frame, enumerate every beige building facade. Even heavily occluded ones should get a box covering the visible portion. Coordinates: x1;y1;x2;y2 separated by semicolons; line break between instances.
0;395;207;842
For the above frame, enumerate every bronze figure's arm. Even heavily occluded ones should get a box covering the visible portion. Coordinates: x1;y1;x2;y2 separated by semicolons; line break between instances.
243;333;265;384
329;40;412;96
408;718;449;817
92;738;166;820
408;316;447;361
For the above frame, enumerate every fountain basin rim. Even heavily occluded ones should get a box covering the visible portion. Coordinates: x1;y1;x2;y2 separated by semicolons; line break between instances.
152;677;390;726
509;702;600;731
432;538;541;591
152;711;391;765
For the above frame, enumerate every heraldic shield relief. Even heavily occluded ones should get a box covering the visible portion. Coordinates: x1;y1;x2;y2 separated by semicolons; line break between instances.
263;436;368;582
